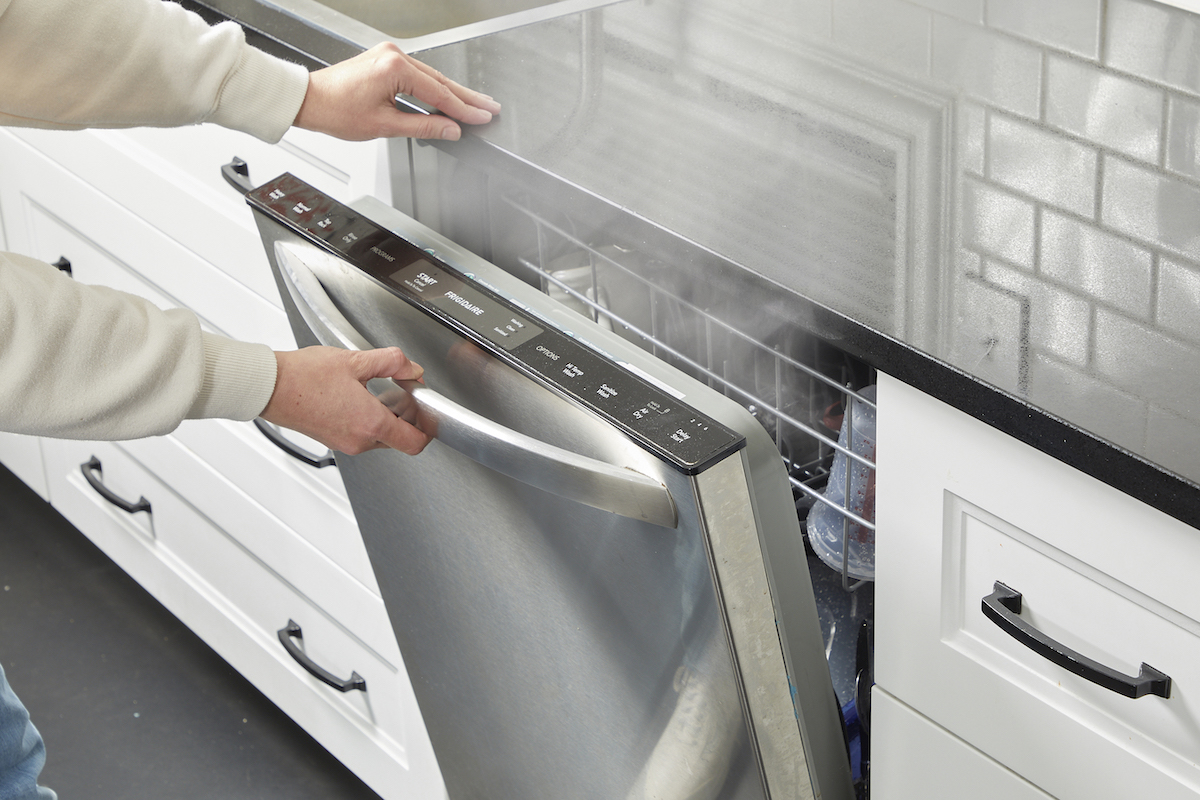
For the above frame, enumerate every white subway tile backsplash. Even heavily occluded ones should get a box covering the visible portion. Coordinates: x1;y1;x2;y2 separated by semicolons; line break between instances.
1040;209;1154;319
949;275;1026;391
832;0;931;77
1101;154;1200;261
931;15;1042;118
987;0;1102;60
1028;354;1149;455
1107;0;1200;95
1166;94;1200;179
960;101;987;175
989;114;1099;217
1157;257;1200;344
1046;55;1163;164
1093;306;1200;418
907;0;983;23
958;246;984;278
749;0;1200;481
963;178;1036;267
984;258;1092;365
1147;405;1200;483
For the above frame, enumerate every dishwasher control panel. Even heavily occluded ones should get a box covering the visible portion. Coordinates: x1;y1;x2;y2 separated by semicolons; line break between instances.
247;173;745;474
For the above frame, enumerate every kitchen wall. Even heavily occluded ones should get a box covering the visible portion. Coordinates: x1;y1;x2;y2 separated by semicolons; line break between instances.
788;0;1200;479
425;0;1199;481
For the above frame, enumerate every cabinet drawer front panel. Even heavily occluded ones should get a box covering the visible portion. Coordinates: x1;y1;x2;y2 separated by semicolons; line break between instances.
44;440;159;548
141;471;442;798
2;136;296;350
871;689;1054;800
945;493;1200;791
8;125;379;307
113;124;380;211
0;433;48;501
40;438;442;800
172;418;372;590
875;373;1200;800
117;432;398;664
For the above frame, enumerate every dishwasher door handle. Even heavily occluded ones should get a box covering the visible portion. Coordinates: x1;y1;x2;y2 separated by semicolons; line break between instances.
274;242;678;529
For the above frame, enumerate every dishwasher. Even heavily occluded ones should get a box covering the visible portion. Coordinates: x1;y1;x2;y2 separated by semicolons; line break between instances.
232;160;876;800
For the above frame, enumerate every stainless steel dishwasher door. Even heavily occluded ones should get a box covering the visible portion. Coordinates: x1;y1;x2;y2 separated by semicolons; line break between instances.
245;173;855;800
279;239;760;800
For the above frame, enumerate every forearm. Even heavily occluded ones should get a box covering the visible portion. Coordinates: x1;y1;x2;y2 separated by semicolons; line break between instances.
0;253;276;440
0;0;308;142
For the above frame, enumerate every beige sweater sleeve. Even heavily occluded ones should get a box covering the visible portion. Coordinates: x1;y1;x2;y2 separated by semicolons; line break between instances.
0;0;313;439
0;254;279;440
0;0;310;142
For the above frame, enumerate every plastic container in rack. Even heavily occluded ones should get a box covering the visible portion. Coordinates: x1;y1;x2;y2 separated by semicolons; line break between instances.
808;385;877;581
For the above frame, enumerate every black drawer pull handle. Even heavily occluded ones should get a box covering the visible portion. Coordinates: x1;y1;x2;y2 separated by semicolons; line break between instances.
277;620;366;693
254;418;336;468
80;456;151;515
220;156;254;195
982;581;1171;699
52;256;72;276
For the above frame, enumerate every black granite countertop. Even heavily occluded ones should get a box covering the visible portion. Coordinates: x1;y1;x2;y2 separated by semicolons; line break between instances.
190;0;1200;530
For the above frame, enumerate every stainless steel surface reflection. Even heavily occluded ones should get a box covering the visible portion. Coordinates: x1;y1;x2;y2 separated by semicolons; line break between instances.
251;193;854;800
295;247;765;799
218;0;626;52
273;241;679;528
415;0;1200;494
314;0;593;39
343;431;749;799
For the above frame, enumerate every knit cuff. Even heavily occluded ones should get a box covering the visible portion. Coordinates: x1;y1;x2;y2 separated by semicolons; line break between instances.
209;43;309;143
187;332;278;422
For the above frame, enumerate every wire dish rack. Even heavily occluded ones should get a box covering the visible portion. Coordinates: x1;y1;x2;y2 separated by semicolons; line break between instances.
500;193;878;591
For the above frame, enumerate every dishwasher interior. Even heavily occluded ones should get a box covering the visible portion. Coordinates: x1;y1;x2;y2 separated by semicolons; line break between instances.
399;141;880;797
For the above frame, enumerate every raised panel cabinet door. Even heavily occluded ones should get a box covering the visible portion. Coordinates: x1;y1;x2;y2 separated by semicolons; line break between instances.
873;372;1200;800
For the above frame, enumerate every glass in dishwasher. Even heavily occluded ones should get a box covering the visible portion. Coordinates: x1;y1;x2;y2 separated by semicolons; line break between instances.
808;384;878;581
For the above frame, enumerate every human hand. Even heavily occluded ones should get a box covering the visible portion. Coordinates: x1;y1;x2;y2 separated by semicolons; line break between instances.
260;346;433;455
293;42;501;141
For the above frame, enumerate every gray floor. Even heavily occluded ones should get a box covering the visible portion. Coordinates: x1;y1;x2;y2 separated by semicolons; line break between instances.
0;464;383;800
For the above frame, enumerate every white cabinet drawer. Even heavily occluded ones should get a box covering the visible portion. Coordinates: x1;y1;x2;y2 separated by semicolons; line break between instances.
41;437;443;800
172;417;374;591
0;433;48;501
870;689;1053;800
5;157;378;593
117;430;397;663
875;373;1200;800
0;131;295;350
7;124;381;308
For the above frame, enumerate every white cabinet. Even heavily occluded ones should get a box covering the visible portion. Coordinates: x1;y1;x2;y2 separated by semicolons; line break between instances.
871;689;1054;800
873;372;1200;799
0;176;49;500
0;432;48;501
0;127;444;800
39;434;442;798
